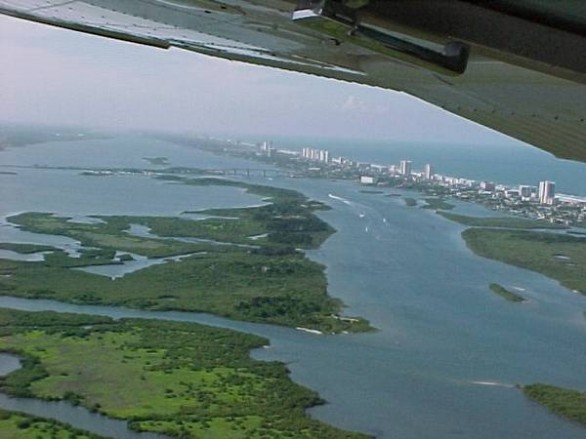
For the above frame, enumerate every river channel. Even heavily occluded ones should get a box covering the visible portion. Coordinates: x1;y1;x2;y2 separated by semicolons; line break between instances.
0;136;585;439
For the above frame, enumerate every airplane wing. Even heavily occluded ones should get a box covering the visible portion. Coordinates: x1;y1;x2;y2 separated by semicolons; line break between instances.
2;0;585;162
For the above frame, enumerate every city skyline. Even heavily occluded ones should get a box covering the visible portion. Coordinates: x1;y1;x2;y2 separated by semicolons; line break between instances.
284;143;579;201
247;140;585;226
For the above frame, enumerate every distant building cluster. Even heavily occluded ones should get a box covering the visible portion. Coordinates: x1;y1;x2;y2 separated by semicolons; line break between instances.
301;147;329;163
259;141;275;157
253;139;585;225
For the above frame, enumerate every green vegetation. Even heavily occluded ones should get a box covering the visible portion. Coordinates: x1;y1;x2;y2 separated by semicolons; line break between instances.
489;283;526;302
523;384;586;426
422;198;455;210
167;177;334;248
0;309;371;439
441;212;584;297
0;408;104;439
403;197;417;207
8;212;208;259
359;190;384;194
438;212;566;229
0;243;56;254
462;229;586;294
1;179;371;333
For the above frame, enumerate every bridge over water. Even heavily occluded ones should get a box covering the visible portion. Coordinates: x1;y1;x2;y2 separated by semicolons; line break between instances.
196;168;298;178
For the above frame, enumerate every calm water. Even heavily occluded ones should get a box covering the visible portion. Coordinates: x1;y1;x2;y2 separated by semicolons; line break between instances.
0;136;585;439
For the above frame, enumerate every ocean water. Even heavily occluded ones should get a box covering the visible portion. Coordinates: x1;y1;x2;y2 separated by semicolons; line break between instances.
0;135;585;439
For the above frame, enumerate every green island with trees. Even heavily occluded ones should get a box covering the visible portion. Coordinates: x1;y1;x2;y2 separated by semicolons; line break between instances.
437;212;586;424
488;283;526;302
0;178;371;333
0;408;104;439
403;197;417;207
421;198;455;211
0;308;371;439
358;190;384;195
0;243;57;254
462;228;586;294
437;211;566;229
436;212;585;294
523;384;586;426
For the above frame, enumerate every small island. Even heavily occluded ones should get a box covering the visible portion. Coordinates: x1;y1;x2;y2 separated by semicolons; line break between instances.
434;212;585;295
523;383;586;426
0;243;56;254
437;211;566;229
489;283;526;302
422;198;455;210
359;190;384;194
462;228;586;295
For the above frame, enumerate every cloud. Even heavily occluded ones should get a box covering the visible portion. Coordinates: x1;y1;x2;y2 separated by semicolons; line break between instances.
340;95;363;111
338;93;393;116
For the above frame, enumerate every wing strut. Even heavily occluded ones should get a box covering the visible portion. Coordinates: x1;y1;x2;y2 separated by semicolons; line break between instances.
293;0;470;75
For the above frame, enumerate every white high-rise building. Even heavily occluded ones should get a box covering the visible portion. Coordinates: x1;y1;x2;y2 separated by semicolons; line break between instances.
424;164;434;180
261;141;274;157
301;147;330;163
400;160;412;176
538;180;556;205
480;181;495;191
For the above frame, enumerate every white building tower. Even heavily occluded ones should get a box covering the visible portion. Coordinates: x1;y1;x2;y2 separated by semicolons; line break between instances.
538;180;556;205
400;160;412;176
424;164;434;180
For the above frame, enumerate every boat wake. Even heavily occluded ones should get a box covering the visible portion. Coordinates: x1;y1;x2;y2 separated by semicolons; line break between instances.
328;193;352;205
296;327;323;335
471;380;516;389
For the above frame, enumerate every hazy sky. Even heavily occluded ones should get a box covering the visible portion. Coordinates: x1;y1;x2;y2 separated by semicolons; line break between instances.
1;14;522;146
